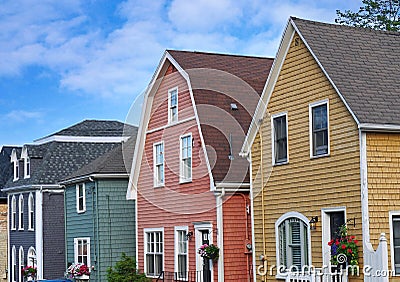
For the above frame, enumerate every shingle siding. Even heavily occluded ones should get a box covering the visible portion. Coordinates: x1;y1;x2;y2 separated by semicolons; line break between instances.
42;191;65;279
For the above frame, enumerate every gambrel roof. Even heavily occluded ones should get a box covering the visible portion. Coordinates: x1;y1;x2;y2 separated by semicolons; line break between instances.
242;17;400;155
128;50;273;198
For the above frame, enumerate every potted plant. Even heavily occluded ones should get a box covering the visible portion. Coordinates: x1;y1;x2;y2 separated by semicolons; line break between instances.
198;244;219;262
328;224;359;272
22;265;37;280
66;263;90;281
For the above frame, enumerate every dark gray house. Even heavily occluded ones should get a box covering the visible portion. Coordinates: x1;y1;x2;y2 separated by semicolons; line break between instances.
61;134;137;281
0;146;21;280
2;120;132;281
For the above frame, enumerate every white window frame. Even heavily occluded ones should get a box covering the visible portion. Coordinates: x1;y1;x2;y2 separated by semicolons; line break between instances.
153;142;165;187
390;211;400;276
144;227;164;278
275;212;311;278
11;195;16;230
24;157;30;178
74;237;91;267
309;99;330;158
27;247;36;267
180;134;192;183
175;226;189;280
13;160;19;181
19;246;24;282
12;245;16;282
28;193;34;231
76;183;86;213
18;194;24;230
271;112;289;165
168;87;178;123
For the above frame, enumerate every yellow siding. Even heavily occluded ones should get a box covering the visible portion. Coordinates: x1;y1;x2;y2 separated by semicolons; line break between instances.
251;33;362;281
367;133;400;280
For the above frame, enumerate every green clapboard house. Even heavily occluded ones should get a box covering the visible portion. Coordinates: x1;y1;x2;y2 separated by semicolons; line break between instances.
61;131;137;281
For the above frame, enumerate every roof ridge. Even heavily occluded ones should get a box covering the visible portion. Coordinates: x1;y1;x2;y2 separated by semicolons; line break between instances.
292;16;400;36
167;49;273;60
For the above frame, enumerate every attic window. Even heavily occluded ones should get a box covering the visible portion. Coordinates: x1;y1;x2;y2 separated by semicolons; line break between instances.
230;103;238;110
24;157;30;179
13;160;19;181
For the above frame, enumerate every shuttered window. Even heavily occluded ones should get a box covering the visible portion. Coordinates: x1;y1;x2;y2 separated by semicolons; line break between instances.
278;217;309;271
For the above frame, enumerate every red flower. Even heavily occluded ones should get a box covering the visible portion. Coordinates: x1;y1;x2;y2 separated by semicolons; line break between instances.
335;240;340;246
341;244;347;250
348;248;353;254
354;240;358;244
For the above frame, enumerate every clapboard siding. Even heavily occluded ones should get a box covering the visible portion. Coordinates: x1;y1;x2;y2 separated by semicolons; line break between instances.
137;61;218;280
250;33;362;281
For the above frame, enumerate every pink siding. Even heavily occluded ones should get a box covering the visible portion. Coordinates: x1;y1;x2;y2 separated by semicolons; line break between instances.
223;193;253;281
137;61;218;280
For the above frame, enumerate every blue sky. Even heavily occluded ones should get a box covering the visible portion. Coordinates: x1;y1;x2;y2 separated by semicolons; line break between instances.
0;0;361;146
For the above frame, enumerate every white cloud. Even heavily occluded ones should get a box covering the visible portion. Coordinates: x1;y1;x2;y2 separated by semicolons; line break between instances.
0;0;364;99
5;110;44;123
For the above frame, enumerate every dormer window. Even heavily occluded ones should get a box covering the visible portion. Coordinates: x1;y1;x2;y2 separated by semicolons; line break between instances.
168;87;178;123
14;161;19;181
21;147;30;178
24;157;30;178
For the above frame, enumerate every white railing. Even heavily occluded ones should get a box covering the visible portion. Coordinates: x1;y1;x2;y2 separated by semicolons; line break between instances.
364;233;389;282
285;268;348;282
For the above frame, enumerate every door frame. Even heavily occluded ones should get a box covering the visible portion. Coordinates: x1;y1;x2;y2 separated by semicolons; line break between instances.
194;222;213;281
321;207;346;267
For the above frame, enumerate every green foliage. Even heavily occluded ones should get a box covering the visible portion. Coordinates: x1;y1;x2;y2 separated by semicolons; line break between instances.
336;0;400;31
107;253;150;282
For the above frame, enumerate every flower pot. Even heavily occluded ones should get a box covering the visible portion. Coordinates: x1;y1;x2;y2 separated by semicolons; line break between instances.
74;274;90;281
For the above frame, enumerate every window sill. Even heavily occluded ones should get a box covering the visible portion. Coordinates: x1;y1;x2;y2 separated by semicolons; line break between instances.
154;184;165;188
310;153;330;159
28;229;34;232
273;161;288;166
179;179;192;184
18;228;24;231
77;210;86;214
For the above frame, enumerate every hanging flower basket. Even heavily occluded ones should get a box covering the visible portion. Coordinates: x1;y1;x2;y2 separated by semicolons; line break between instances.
22;266;37;280
328;224;359;268
198;244;219;262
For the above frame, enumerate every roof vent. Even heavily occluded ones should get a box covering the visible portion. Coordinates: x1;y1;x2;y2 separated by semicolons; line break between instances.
230;103;238;110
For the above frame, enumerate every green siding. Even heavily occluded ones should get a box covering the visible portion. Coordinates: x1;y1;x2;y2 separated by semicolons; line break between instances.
64;178;136;282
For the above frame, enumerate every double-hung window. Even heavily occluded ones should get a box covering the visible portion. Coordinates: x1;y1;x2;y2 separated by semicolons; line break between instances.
74;238;90;266
11;195;16;230
391;214;400;274
180;134;192;182
276;214;309;272
145;229;163;277
168;88;178;123
175;228;188;279
28;193;34;231
18;195;24;230
13;161;19;181
11;246;16;282
154;142;164;187
272;113;288;164
19;246;24;282
76;183;86;213
310;101;329;157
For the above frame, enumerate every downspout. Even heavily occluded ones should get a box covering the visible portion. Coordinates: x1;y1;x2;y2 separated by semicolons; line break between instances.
89;177;99;281
216;188;225;282
62;185;67;274
260;126;267;281
89;177;97;280
238;193;251;282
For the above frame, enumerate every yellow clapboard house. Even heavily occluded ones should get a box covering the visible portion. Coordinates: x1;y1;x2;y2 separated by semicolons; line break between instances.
241;17;400;282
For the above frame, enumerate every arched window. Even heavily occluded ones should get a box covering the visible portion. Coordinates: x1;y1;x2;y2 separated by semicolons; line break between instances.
11;246;16;282
11;196;16;230
275;212;310;272
19;194;24;230
28;193;34;230
19;246;24;282
27;247;36;267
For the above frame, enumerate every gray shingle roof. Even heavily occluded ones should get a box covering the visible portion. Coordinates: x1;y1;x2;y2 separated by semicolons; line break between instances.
0;146;21;198
62;128;138;181
292;17;400;125
40;119;135;138
4;142;119;187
